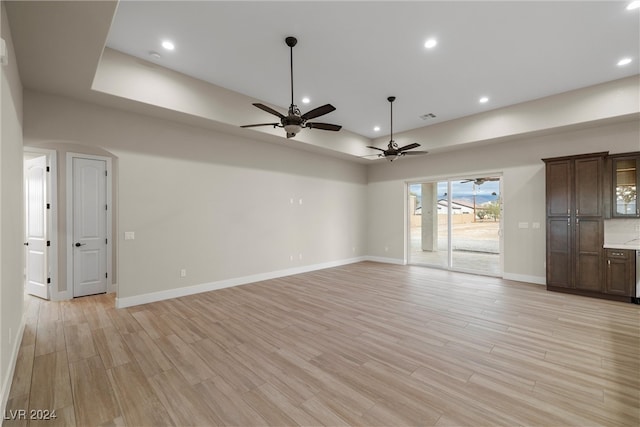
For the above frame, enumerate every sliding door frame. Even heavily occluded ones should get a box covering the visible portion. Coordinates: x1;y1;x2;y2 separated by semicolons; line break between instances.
406;173;504;277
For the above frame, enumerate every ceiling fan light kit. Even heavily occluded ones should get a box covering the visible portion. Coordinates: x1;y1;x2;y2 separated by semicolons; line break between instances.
241;36;342;138
366;96;428;162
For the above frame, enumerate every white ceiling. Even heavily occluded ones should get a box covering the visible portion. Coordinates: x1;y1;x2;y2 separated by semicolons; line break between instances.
105;1;640;140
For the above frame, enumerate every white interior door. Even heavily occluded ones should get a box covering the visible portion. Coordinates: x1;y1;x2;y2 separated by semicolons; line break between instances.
72;157;108;297
25;155;49;299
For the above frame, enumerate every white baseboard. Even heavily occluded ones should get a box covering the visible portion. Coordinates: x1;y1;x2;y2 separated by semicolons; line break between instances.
503;272;546;285
364;256;406;265
114;256;544;309
0;316;26;420
116;256;368;308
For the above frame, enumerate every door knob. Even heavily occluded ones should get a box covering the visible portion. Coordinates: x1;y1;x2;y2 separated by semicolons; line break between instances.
75;242;86;247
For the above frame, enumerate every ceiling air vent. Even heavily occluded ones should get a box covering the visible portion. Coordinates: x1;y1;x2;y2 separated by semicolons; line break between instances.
419;113;436;120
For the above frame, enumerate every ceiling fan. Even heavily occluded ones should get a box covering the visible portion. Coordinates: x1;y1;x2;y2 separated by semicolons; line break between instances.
367;96;428;161
241;36;342;138
460;177;500;185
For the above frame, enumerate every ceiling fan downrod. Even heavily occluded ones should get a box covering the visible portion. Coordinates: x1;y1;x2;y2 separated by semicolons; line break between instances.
388;96;396;148
286;36;297;108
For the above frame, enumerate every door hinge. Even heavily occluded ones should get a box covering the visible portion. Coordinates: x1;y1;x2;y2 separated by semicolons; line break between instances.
47;278;51;284
46;166;50;172
105;238;108;244
105;170;108;177
105;204;108;210
105;273;108;279
46;203;50;209
47;240;50;247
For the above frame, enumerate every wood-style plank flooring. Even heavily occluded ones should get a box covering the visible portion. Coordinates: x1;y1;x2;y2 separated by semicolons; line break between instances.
5;262;640;426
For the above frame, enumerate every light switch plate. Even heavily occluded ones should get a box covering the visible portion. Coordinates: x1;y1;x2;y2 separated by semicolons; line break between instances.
124;231;135;240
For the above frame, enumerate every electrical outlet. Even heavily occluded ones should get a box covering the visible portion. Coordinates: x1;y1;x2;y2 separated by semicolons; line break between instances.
180;269;187;278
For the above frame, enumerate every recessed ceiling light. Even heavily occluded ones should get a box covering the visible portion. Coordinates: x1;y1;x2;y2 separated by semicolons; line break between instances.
373;126;381;132
617;57;632;66
161;40;175;51
301;97;310;104
424;38;437;49
626;1;640;11
479;96;489;104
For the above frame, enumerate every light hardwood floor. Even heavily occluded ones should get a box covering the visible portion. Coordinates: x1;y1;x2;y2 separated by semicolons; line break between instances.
4;262;639;426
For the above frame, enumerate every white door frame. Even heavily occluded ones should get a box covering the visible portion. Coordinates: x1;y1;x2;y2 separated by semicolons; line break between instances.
66;152;113;296
23;148;58;299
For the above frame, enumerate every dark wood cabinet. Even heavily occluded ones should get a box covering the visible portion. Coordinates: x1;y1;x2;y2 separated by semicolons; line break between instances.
605;249;636;296
543;153;606;294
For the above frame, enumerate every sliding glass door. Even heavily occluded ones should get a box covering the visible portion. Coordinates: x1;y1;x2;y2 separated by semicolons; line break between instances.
408;176;502;276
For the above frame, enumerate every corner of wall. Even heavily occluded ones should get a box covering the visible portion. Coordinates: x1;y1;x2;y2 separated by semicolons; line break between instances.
1;1;26;416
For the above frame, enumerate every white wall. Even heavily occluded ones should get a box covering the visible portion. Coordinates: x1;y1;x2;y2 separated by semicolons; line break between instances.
0;1;25;414
367;119;640;283
23;91;368;307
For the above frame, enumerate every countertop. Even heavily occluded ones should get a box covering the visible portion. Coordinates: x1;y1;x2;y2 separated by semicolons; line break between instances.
603;233;640;250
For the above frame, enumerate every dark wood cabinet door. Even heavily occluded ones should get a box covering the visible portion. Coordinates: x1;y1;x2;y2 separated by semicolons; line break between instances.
547;217;571;288
546;160;571;217
605;250;635;296
575;157;603;217
574;218;603;291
